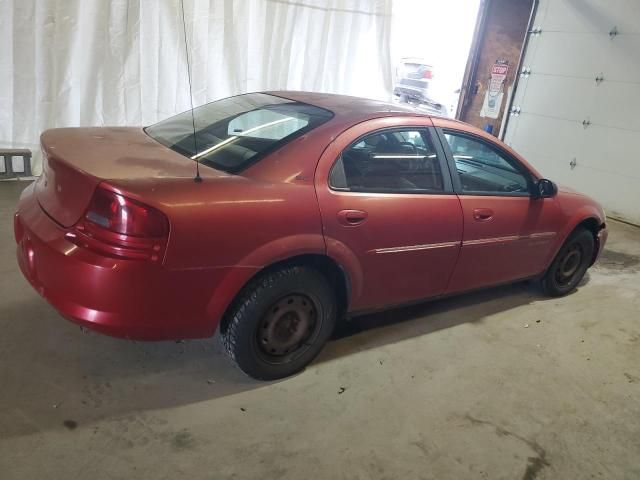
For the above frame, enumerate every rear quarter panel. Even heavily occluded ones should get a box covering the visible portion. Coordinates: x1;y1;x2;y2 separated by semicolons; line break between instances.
108;175;325;270
108;175;325;332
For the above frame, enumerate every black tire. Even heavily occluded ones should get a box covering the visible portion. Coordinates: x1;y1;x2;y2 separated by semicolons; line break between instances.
541;227;594;297
221;265;337;380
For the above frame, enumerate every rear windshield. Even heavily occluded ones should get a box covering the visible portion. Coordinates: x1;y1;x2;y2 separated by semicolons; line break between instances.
145;93;333;173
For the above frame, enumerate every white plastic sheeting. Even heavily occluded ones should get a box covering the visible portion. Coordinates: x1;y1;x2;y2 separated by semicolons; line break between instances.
0;0;393;173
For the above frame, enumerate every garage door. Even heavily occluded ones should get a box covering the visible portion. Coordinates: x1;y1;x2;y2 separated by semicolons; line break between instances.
503;0;640;225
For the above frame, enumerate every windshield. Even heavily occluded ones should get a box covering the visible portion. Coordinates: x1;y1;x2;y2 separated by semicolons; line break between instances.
145;93;333;173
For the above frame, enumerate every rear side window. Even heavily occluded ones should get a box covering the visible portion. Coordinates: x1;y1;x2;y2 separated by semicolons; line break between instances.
330;129;444;193
145;93;333;173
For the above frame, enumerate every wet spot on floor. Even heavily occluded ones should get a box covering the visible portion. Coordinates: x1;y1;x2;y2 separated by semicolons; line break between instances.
597;250;640;272
172;430;195;450
63;420;78;430
410;440;429;456
464;415;549;480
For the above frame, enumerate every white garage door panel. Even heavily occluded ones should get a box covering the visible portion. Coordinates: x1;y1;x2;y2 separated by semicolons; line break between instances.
589;35;640;82
505;0;640;225
508;75;531;115
539;0;640;35
514;75;592;122
512;119;640;222
541;0;614;33
525;34;598;79
502;113;520;146
563;163;639;223
506;114;584;178
589;81;640;132
525;33;640;82
580;126;640;180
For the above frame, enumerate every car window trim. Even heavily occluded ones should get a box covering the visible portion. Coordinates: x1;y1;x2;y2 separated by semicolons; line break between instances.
328;125;453;195
434;127;535;197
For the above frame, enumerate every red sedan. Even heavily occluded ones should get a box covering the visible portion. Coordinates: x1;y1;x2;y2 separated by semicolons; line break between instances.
15;92;607;379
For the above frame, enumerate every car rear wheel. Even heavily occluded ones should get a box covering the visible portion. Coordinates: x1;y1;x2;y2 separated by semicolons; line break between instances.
541;227;594;297
221;266;337;380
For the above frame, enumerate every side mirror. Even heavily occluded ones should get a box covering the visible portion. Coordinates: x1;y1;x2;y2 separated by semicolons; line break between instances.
534;179;557;199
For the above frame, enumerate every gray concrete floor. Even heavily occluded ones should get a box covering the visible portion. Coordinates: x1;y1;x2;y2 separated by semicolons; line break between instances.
1;180;639;480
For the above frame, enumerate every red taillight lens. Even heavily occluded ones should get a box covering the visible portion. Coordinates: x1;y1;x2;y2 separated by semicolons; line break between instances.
72;187;169;261
423;70;433;79
85;187;168;237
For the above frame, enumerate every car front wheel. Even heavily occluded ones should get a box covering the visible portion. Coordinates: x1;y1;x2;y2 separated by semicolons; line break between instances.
221;265;337;380
541;227;595;297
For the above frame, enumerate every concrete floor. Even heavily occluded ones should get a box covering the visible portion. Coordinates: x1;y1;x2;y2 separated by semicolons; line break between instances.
1;180;639;480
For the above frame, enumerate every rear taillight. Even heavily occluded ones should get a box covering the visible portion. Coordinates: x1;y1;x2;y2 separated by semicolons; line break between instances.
423;70;433;79
71;186;169;261
84;187;168;237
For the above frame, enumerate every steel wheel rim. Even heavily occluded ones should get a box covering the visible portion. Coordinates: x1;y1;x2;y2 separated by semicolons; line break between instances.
255;294;320;364
556;244;583;287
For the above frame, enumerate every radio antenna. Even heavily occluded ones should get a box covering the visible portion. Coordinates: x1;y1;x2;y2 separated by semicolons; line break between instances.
180;0;202;183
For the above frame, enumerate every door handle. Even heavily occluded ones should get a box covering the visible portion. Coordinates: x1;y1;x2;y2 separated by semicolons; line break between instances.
337;209;368;226
473;208;494;221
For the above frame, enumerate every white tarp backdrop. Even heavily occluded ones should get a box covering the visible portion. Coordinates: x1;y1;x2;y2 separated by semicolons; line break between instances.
0;0;393;173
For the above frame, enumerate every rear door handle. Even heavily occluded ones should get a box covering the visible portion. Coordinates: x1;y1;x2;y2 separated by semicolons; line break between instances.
337;209;368;226
473;208;494;221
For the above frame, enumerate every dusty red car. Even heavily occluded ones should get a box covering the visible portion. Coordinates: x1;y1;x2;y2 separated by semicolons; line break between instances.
15;92;607;379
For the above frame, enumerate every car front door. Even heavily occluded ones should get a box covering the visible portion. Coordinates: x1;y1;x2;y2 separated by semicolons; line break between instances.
315;118;463;312
436;125;563;293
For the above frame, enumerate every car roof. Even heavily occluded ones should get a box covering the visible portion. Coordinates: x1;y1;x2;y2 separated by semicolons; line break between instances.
266;90;496;139
265;90;424;124
246;91;542;181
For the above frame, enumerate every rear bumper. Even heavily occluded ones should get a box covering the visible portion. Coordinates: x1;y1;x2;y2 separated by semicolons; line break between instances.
15;184;237;340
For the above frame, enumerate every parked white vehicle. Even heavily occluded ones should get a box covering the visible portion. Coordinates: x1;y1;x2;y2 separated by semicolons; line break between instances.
393;57;449;117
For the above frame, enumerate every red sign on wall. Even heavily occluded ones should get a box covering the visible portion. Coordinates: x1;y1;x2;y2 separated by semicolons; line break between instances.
491;64;509;76
481;59;509;119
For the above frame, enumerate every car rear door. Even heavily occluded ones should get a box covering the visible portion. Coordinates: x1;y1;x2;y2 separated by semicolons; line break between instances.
434;125;563;293
314;117;463;312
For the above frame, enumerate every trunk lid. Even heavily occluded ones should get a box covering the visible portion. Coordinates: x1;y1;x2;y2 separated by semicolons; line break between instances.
37;127;216;227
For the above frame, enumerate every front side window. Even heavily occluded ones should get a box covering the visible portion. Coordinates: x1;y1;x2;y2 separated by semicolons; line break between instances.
443;131;530;195
145;93;333;173
330;129;444;193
